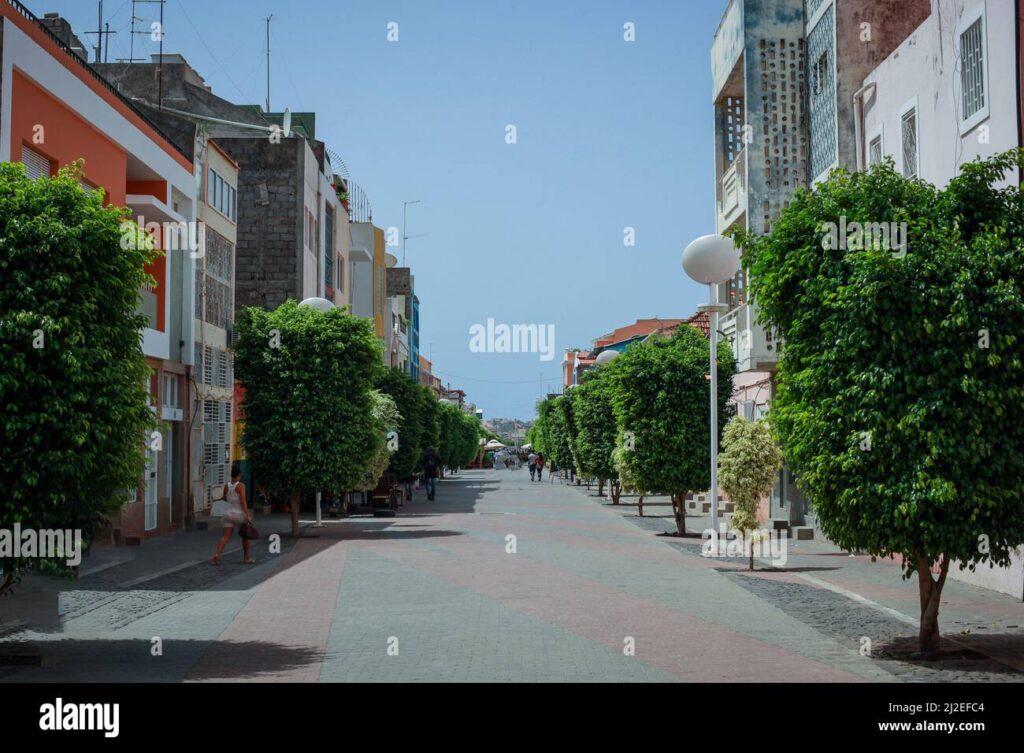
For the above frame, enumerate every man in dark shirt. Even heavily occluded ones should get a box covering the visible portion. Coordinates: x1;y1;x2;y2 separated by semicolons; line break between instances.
421;448;441;500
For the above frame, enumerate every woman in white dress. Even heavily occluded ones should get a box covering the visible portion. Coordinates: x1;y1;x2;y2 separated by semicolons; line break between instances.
211;465;255;565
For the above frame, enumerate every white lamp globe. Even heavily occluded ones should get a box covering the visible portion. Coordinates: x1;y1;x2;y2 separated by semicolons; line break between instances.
594;349;620;366
682;234;741;285
299;296;335;313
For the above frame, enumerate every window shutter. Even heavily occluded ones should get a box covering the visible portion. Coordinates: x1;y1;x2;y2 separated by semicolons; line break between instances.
22;146;51;180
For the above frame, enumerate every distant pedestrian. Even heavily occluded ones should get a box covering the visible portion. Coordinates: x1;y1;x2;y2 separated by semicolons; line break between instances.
212;465;254;565
535;452;545;481
421;447;441;500
528;451;538;481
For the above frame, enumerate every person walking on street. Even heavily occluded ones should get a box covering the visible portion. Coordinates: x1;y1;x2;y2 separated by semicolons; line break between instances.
421;447;441;500
212;465;254;565
535;452;545;482
528;451;538;481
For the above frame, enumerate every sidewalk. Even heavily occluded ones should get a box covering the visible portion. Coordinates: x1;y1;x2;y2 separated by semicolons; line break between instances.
559;476;1024;679
0;512;298;641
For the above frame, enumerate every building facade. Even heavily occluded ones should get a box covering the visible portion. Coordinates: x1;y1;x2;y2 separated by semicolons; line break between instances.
857;0;1022;596
1;2;196;542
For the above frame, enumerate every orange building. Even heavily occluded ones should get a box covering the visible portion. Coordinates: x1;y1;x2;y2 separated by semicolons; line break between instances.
1;3;196;543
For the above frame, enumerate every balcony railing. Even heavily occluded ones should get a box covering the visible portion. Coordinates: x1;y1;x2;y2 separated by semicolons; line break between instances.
716;147;747;231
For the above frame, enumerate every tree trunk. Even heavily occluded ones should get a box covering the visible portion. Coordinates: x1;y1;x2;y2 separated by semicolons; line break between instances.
598;478;605;497
290;491;302;539
638;494;644;517
611;481;621;505
916;553;949;658
670;493;686;536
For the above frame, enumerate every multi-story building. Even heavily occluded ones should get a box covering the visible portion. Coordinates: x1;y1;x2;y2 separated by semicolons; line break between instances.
856;0;1022;596
418;356;444;396
350;221;388;351
1;3;195;542
386;266;418;375
562;318;688;388
711;0;929;530
192;140;239;512
95;58;331;316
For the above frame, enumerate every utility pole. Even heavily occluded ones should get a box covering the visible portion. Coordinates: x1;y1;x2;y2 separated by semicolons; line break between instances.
266;15;273;113
402;200;421;267
86;1;117;64
157;0;164;109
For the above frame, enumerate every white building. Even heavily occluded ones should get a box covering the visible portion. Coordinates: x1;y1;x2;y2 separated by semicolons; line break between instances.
861;0;1022;597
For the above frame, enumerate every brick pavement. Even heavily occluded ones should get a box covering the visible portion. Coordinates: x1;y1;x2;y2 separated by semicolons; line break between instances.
1;469;1020;682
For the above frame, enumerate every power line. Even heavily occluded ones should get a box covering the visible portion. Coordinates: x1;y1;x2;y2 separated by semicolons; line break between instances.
430;369;561;385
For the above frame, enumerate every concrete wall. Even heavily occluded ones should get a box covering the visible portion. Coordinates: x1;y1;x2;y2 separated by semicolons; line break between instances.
862;0;1019;189
214;136;305;315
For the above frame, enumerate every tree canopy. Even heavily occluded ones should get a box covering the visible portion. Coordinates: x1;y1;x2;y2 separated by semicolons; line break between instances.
607;324;734;534
0;163;157;591
233;299;382;536
735;150;1024;654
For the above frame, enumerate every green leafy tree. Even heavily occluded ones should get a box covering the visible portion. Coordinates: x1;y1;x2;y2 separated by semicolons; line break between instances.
417;386;441;471
0;163;157;592
570;371;619;499
718;416;783;570
375;368;424;481
456;412;484;467
536;396;572;471
735;150;1024;656
357;390;401;495
608;325;734;535
233;300;381;537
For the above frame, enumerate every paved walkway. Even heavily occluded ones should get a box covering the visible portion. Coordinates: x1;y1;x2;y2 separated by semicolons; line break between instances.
1;470;1021;682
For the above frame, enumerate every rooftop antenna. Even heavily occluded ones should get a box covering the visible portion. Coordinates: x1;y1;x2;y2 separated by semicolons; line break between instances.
85;1;117;64
121;0;164;63
266;15;273;113
401;200;421;268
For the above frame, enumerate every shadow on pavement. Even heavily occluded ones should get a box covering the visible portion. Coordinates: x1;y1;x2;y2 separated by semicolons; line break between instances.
0;638;324;682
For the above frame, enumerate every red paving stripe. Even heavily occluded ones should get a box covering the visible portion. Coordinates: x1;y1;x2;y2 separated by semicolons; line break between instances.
186;538;348;682
356;533;868;682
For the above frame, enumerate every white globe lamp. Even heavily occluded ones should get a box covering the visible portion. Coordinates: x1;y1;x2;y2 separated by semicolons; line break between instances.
682;233;741;553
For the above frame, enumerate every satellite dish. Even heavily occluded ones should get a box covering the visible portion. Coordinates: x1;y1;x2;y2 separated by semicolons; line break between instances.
282;108;292;138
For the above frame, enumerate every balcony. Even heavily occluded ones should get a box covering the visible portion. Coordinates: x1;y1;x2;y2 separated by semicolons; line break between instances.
719;302;778;373
716;147;747;233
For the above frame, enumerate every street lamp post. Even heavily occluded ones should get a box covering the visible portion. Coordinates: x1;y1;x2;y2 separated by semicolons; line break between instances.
682;235;740;553
299;296;335;528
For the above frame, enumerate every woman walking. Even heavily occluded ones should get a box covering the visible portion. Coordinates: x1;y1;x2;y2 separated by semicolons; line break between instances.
535;452;545;482
212;465;255;565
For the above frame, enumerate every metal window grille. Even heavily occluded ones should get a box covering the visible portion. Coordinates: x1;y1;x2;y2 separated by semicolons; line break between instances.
960;19;984;121
868;135;882;166
901;109;918;179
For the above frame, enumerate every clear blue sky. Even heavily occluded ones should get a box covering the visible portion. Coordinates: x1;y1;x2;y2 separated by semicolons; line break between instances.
28;0;728;420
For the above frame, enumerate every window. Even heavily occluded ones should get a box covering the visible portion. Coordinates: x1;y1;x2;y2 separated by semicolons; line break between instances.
335;253;344;291
959;16;986;125
868;135;882;166
901;107;918;179
207;167;237;222
22;145;51;180
812;51;829;97
162;373;179;409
